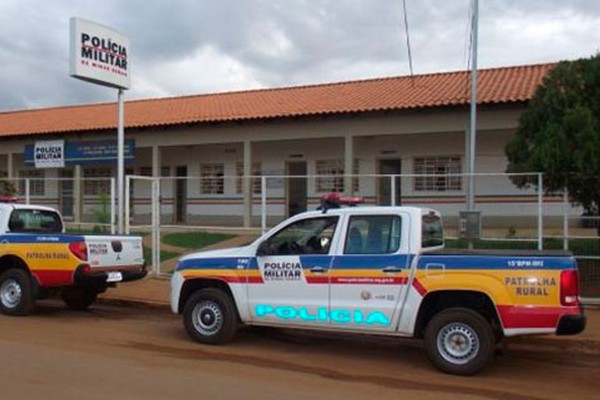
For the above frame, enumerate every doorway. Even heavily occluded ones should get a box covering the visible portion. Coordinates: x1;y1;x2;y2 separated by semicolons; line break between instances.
175;166;187;223
378;159;402;205
59;169;74;219
286;161;307;217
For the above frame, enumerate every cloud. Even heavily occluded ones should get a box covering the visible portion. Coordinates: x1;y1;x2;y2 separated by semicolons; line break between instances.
135;44;264;96
0;0;599;111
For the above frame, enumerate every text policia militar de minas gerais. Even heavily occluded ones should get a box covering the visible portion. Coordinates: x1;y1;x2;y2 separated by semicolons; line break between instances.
80;33;128;71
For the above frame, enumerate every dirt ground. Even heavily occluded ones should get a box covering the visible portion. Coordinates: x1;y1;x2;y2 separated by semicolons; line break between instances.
1;301;599;400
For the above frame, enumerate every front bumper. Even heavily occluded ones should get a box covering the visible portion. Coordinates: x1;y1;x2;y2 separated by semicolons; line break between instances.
170;271;185;314
556;313;586;335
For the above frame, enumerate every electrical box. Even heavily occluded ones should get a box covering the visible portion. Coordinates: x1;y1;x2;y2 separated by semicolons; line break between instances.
459;211;481;240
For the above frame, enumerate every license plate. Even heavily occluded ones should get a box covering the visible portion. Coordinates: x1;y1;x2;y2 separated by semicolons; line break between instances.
107;271;123;282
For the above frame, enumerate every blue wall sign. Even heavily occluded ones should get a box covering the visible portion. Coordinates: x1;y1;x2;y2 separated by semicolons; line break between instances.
25;140;135;166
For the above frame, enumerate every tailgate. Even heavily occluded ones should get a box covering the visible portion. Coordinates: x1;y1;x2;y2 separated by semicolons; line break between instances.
85;235;144;270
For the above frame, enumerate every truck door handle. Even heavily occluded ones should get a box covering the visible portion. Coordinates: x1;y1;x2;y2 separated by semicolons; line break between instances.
382;266;402;273
310;266;327;273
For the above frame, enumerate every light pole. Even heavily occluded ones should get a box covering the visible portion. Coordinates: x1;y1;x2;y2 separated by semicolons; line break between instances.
467;0;478;212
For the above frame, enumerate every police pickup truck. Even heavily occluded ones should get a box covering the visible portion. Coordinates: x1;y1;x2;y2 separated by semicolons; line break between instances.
170;200;585;375
0;201;146;315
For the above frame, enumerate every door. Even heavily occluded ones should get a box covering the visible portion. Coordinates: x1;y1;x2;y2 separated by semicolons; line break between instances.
286;161;307;217
248;215;340;327
329;213;410;331
175;166;187;223
378;159;402;205
59;169;74;219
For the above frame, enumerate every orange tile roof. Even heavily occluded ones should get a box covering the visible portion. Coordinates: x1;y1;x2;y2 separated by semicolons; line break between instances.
0;63;553;138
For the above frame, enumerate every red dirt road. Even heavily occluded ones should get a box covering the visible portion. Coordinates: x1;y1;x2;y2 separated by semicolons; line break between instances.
1;301;599;400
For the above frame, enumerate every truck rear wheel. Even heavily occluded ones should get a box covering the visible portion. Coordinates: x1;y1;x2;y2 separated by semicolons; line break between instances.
0;268;35;316
424;307;495;375
61;287;98;311
183;288;238;345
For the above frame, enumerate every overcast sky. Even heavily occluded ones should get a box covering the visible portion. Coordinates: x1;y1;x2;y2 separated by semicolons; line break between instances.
0;0;598;112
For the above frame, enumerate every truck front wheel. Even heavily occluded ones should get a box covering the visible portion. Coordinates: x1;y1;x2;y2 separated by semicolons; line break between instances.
183;288;238;345
424;307;495;375
61;287;98;311
0;268;35;316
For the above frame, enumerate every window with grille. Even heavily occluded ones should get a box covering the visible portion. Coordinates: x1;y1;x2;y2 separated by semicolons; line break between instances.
315;159;360;193
413;156;462;192
200;164;224;194
18;170;45;196
236;162;261;194
83;168;112;195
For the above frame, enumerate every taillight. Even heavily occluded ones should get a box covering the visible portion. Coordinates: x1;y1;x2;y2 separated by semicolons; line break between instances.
69;242;88;261
79;264;91;275
560;269;580;307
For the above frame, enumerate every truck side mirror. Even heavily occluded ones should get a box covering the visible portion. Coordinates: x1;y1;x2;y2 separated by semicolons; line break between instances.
256;241;271;257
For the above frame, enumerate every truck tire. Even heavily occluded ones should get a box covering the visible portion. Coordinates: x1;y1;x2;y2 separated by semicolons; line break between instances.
183;288;238;345
61;288;98;311
0;268;35;316
424;307;495;375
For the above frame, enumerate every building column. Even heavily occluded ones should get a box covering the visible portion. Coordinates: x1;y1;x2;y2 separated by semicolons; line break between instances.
7;152;14;179
243;140;253;228
74;164;82;223
344;135;354;196
152;145;161;178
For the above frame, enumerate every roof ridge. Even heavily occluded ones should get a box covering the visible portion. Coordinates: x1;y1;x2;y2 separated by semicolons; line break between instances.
126;61;556;104
0;62;555;115
0;100;117;116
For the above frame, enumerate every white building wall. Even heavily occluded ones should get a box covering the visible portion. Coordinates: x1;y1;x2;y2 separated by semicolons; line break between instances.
0;106;584;227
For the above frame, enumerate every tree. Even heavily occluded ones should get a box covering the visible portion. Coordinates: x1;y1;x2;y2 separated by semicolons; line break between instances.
0;180;16;196
505;54;600;231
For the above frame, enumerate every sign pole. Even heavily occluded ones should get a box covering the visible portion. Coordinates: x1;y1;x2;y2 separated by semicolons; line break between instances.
117;88;125;234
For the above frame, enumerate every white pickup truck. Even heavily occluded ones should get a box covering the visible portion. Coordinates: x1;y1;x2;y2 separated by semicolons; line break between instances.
0;202;146;315
170;205;584;375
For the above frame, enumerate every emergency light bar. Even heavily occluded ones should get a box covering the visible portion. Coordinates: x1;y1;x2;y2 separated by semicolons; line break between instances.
318;192;365;213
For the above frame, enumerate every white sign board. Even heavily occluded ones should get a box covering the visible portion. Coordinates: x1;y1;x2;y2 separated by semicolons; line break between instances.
69;17;130;89
34;140;65;169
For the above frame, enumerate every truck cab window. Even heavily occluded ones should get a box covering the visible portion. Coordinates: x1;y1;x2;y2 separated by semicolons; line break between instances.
344;215;402;254
8;209;63;233
263;216;339;256
422;212;444;248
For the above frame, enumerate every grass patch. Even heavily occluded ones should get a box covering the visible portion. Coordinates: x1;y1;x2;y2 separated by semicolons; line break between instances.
163;231;235;250
143;247;180;262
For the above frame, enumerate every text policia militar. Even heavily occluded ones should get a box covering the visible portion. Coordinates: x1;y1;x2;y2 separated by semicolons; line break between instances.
80;33;128;71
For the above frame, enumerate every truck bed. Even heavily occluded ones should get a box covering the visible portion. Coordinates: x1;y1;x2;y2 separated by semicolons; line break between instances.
428;248;573;257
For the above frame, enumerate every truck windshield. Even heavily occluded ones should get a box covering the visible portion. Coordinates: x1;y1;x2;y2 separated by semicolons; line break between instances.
8;209;63;233
422;212;443;248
